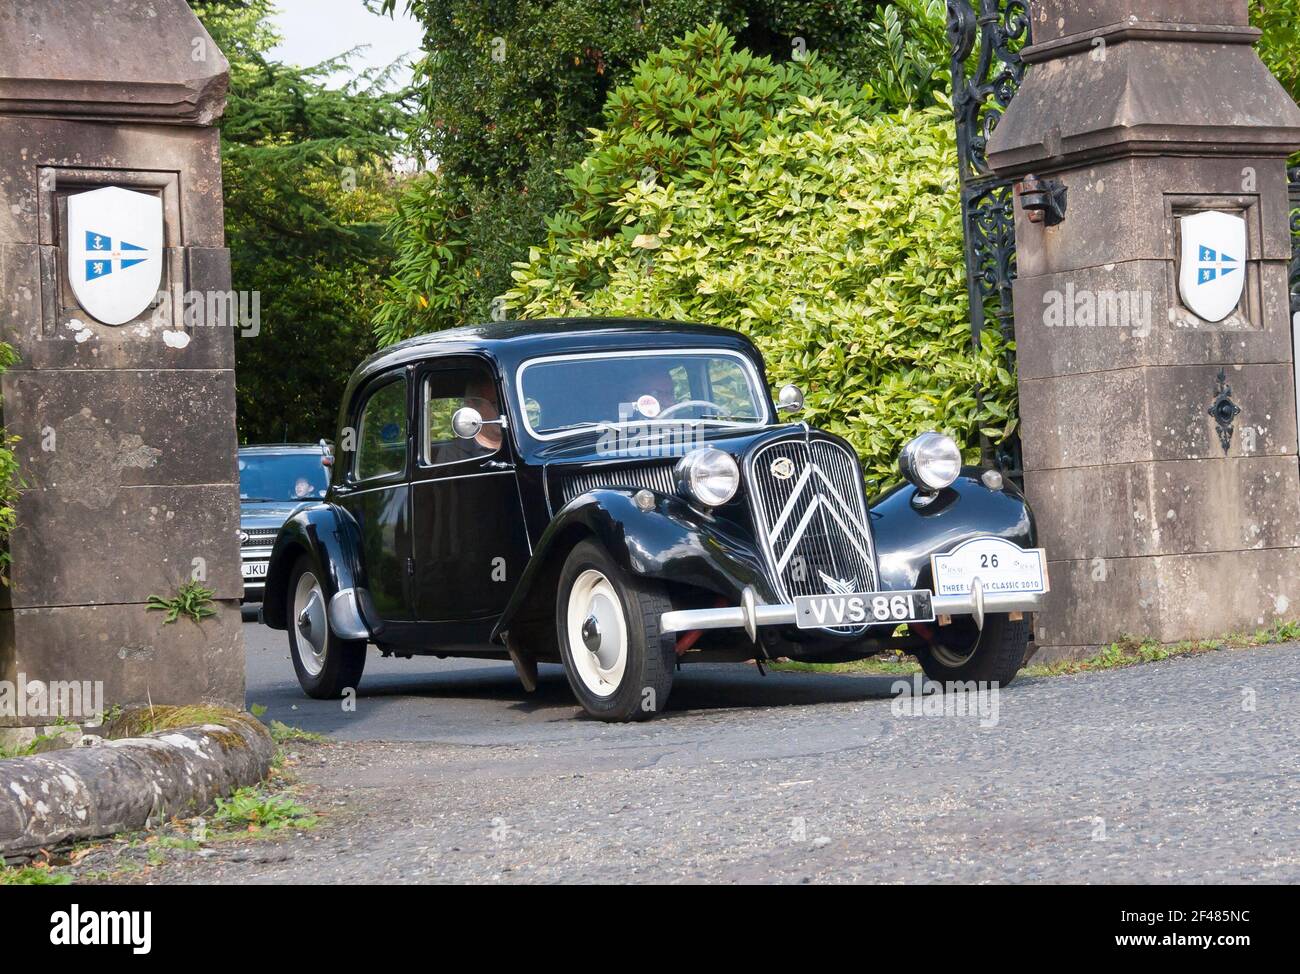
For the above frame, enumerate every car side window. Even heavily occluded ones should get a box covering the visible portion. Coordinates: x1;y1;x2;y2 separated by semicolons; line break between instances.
354;376;408;481
423;363;504;466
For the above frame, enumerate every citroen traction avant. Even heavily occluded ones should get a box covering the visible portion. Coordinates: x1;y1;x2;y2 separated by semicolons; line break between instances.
261;319;1047;721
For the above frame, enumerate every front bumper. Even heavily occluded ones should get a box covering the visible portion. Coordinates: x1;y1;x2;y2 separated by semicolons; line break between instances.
659;579;1043;641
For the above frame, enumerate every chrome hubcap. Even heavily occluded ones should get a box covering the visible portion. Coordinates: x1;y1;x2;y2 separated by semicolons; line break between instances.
293;572;328;677
581;614;601;652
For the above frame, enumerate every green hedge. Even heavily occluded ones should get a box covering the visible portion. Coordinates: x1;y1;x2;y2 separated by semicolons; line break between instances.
505;26;1015;484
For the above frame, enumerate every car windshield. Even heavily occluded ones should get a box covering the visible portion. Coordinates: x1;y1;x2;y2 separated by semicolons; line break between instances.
238;452;329;502
518;351;768;438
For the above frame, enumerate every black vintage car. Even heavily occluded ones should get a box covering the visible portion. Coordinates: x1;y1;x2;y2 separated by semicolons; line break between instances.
261;319;1048;721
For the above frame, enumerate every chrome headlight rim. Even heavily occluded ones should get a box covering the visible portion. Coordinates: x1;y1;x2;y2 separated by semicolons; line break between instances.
899;431;962;493
676;448;741;507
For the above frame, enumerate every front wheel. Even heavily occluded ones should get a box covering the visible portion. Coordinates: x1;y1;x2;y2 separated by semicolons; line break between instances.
916;613;1029;686
287;555;368;699
556;540;675;722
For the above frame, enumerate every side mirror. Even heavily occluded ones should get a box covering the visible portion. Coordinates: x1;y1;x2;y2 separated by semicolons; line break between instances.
776;384;804;414
451;406;484;440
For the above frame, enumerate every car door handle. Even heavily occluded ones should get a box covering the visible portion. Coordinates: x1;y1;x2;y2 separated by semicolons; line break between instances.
482;460;513;471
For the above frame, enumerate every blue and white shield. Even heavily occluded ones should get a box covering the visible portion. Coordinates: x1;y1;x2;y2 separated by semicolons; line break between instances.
1178;211;1246;323
67;186;163;326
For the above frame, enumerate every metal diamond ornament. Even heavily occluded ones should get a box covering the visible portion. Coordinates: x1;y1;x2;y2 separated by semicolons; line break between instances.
1208;369;1241;454
67;186;163;325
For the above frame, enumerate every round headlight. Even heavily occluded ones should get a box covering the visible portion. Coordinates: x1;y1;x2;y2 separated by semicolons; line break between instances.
899;432;962;492
678;448;740;507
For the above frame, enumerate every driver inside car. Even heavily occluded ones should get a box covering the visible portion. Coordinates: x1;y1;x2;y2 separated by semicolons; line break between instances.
626;364;680;419
463;375;503;451
432;374;503;463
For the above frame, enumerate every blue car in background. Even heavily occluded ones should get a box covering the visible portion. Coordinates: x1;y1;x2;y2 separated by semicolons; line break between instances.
238;442;332;602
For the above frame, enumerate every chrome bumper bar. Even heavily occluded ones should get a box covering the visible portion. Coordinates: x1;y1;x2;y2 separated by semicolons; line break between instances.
659;580;1043;640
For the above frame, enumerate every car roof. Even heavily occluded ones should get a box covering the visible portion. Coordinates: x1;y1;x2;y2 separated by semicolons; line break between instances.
346;318;763;394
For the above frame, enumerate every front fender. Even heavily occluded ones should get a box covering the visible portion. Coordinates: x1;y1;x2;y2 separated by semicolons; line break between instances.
493;489;776;642
870;468;1038;592
262;502;371;633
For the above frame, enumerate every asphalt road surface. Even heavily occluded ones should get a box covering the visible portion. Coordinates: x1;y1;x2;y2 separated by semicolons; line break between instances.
110;619;1300;882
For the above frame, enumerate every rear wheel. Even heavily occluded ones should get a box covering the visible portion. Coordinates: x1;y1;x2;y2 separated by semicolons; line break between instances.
917;613;1029;686
556;540;675;722
287;555;367;699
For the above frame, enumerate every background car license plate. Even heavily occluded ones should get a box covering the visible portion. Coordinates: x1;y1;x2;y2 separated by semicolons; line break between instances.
795;590;934;629
242;561;269;579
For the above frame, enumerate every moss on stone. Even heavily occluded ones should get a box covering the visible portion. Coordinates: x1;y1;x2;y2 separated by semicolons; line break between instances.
103;705;263;741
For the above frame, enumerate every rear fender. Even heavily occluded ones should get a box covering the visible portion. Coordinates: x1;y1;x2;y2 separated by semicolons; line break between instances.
492;489;775;642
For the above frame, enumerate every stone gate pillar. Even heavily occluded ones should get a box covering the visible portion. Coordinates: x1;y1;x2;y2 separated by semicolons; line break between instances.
988;0;1300;661
0;0;244;732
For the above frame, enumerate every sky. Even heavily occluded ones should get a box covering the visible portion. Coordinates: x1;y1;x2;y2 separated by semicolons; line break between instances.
268;0;420;90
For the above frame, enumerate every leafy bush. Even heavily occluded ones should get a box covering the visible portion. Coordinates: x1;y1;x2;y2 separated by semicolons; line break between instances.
373;1;951;341
505;26;1015;484
859;0;950;110
1253;0;1300;105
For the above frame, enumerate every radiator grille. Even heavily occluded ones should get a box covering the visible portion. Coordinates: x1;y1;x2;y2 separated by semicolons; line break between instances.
558;461;679;506
240;527;279;548
747;437;877;631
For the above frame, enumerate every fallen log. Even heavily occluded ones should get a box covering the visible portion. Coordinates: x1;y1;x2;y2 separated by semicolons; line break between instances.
0;712;274;858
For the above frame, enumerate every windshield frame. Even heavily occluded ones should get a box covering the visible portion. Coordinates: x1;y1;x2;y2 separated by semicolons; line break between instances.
514;347;773;442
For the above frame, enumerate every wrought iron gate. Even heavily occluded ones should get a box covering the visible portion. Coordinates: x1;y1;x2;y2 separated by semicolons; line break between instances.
945;0;1031;477
945;3;1300;477
1290;165;1300;316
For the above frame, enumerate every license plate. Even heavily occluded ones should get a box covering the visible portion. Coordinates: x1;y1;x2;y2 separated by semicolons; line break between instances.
241;561;269;579
930;537;1049;597
795;590;935;629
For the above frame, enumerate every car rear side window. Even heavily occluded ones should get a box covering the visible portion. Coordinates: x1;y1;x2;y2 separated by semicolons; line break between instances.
354;376;407;480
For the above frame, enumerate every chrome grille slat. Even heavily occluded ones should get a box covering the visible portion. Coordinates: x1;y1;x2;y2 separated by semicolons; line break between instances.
559;461;678;506
747;437;878;632
241;528;279;548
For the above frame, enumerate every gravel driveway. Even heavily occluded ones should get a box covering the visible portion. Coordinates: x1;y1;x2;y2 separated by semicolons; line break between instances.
70;627;1300;884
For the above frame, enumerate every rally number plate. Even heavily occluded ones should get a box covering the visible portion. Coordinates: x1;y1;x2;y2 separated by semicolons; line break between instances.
929;537;1049;597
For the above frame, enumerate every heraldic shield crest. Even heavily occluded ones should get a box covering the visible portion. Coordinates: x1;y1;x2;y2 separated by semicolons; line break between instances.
67;186;163;326
1178;210;1246;324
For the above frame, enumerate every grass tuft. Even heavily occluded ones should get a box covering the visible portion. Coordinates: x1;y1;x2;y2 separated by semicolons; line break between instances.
0;859;71;885
1024;619;1300;677
101;704;261;739
269;721;326;744
213;786;317;833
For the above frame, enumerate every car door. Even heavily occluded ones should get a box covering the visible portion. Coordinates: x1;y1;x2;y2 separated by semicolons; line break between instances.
410;357;532;624
334;368;413;624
